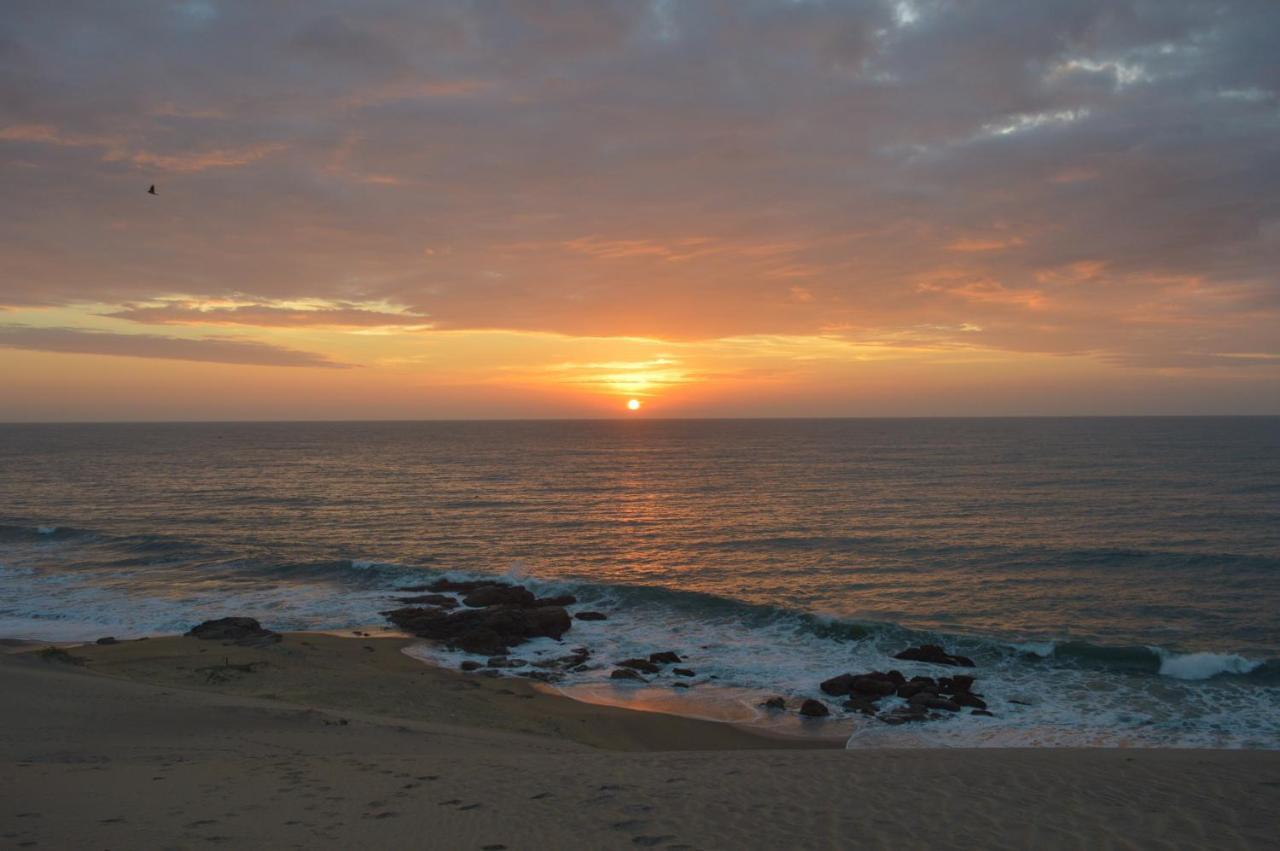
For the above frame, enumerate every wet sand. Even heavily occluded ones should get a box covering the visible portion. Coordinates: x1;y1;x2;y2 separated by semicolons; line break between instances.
2;634;1278;849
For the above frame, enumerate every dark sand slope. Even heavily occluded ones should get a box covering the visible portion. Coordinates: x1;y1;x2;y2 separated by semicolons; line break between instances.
2;637;1278;850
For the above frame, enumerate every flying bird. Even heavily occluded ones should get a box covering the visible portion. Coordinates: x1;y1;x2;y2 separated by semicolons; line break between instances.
147;185;157;195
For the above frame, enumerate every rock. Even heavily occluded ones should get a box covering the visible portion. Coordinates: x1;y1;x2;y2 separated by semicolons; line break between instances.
460;660;482;671
575;611;608;621
952;692;987;709
820;674;857;696
908;690;938;706
185;617;281;647
428;578;507;593
649;651;682;665
532;594;578;607
896;681;931;699
760;696;787;710
849;676;898;697
464;585;537;608
454;628;506;656
971;709;995;717
948;675;975;693
923;696;961;712
395;594;458;608
617;658;660;674
799;699;830;718
383;604;572;653
672;668;696;677
885;670;907;686
610;668;647;682
95;637;118;645
893;644;975;667
672;682;690;689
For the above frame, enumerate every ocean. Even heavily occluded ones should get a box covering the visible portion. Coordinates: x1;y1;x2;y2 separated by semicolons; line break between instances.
2;417;1278;748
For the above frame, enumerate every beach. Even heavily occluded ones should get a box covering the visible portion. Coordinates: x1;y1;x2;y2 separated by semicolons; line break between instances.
3;634;1277;850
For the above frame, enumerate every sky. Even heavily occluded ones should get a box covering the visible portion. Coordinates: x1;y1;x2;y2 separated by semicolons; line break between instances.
1;0;1278;420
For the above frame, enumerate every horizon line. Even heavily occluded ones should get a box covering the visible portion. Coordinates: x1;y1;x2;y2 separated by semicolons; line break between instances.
3;413;1278;426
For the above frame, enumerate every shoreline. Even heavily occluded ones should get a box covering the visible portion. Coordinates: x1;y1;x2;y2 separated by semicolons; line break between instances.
3;632;1278;849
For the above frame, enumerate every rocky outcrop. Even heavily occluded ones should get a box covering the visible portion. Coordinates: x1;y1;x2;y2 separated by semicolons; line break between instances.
383;603;571;654
649;651;682;665
185;617;281;647
574;611;608;621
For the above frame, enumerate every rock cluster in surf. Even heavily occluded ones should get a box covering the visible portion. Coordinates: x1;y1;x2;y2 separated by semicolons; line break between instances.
382;579;576;656
383;580;993;726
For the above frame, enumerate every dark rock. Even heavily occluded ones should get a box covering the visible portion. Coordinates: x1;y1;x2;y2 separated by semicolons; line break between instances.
952;692;987;709
923;696;961;712
460;660;482;671
532;594;578;607
383;604;572;653
896;681;931;699
760;696;787;710
893;644;975;667
649;651;682;665
820;674;857;696
454;628;506;656
672;682;690;689
617;658;660;674
395;594;458;608
464;585;537;608
885;669;907;686
672;668;696;677
850;676;898;697
610;668;647;682
185;617;281;647
428;578;507;593
948;675;975;693
575;611;608;621
799;699;830;718
971;709;996;717
908;690;939;706
95;637;118;645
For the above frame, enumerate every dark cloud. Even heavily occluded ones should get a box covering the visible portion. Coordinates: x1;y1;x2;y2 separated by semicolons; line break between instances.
0;325;351;368
0;0;1277;369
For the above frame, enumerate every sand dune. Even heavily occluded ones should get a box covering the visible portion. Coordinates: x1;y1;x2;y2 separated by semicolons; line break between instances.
2;635;1277;850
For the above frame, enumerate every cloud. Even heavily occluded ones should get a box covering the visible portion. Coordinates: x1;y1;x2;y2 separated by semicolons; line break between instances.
104;301;432;328
0;0;1277;382
0;325;351;368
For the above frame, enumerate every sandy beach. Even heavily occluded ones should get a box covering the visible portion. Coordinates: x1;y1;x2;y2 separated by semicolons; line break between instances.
2;634;1277;850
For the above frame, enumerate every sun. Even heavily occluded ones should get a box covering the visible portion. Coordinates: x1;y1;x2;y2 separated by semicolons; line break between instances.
626;399;642;411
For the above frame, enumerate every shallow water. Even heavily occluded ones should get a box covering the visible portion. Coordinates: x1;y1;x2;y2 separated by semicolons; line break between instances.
2;418;1278;746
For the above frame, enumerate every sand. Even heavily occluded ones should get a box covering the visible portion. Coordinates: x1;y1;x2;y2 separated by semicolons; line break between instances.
2;634;1278;850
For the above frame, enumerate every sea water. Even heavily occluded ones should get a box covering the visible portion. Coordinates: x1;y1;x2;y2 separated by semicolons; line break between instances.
2;418;1277;747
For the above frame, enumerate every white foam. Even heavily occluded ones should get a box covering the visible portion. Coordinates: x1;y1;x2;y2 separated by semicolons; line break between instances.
1158;651;1263;680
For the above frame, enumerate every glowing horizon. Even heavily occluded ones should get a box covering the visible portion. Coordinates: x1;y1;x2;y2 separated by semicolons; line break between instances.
1;2;1278;421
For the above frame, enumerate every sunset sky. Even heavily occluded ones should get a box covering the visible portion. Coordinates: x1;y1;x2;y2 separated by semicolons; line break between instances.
2;0;1278;420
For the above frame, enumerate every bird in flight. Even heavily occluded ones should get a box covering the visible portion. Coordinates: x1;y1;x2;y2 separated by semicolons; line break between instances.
147;185;157;195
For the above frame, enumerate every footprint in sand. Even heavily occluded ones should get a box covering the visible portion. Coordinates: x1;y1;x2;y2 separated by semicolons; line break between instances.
458;803;483;811
530;792;553;800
